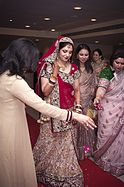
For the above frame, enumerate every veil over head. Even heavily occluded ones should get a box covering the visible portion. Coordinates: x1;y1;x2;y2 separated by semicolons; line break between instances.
36;36;73;95
37;36;74;75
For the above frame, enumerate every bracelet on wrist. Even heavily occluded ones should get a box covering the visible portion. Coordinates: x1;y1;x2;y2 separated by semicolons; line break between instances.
95;97;100;103
49;78;56;86
66;111;73;122
51;74;57;81
75;108;82;113
75;104;83;110
96;97;100;100
48;82;55;87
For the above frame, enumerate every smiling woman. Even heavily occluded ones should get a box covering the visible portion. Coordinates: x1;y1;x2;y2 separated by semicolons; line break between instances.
33;36;96;186
33;36;84;186
74;43;96;160
93;50;124;177
0;37;96;187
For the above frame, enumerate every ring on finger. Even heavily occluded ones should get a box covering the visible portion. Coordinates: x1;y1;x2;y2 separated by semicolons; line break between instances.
86;123;89;127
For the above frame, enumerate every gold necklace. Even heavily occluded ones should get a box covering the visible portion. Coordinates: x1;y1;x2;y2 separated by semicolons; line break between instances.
58;62;69;71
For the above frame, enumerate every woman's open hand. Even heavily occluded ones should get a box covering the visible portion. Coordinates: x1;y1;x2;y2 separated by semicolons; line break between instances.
93;97;103;110
73;112;97;130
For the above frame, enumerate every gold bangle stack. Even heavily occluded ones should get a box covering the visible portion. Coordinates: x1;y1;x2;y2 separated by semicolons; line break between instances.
49;74;57;86
51;74;57;81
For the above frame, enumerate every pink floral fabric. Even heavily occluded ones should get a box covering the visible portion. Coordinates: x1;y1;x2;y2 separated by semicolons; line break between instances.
93;71;124;176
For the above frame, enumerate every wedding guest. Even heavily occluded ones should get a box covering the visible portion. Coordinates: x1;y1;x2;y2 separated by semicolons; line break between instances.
74;43;96;159
93;50;124;176
0;38;96;187
102;58;110;67
92;48;105;85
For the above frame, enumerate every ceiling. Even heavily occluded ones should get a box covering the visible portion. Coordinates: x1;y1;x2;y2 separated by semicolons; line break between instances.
0;0;124;51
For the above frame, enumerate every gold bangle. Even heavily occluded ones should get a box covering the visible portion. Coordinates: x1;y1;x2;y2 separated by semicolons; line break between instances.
51;74;57;80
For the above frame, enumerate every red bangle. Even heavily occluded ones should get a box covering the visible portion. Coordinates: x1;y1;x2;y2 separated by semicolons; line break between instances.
49;78;56;85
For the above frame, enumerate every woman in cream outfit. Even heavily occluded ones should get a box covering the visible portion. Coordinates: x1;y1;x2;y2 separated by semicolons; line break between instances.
0;38;96;187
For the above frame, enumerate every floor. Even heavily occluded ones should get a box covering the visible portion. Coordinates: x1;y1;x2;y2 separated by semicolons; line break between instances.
26;106;124;183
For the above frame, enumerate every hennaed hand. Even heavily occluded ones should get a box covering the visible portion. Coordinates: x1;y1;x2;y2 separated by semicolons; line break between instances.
53;60;60;72
73;112;97;130
93;97;103;110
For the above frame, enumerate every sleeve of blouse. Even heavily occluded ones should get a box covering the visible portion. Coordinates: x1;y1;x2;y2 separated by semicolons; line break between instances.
40;62;51;79
98;67;113;89
72;64;80;80
9;77;68;121
99;67;113;80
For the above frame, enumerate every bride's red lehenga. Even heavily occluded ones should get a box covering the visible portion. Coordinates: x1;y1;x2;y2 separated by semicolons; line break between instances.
33;36;84;187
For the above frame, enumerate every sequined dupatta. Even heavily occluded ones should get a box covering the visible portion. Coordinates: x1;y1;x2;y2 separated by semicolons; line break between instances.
36;36;77;132
50;64;80;132
40;63;79;132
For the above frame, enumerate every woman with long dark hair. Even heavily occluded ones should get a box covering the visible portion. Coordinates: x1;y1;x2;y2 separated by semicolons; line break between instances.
74;43;96;159
0;38;96;187
93;50;124;176
92;48;105;85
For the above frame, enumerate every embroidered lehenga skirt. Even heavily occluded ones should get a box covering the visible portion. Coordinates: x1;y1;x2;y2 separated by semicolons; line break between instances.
33;122;83;187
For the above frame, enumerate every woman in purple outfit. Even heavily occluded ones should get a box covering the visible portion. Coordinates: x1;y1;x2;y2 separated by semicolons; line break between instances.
93;50;124;176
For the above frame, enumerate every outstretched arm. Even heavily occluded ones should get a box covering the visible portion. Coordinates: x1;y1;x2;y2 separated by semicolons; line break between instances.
73;78;81;105
10;77;96;130
94;86;106;105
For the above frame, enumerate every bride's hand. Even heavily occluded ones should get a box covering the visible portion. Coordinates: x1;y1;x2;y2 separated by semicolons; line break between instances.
53;60;60;72
73;112;97;130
